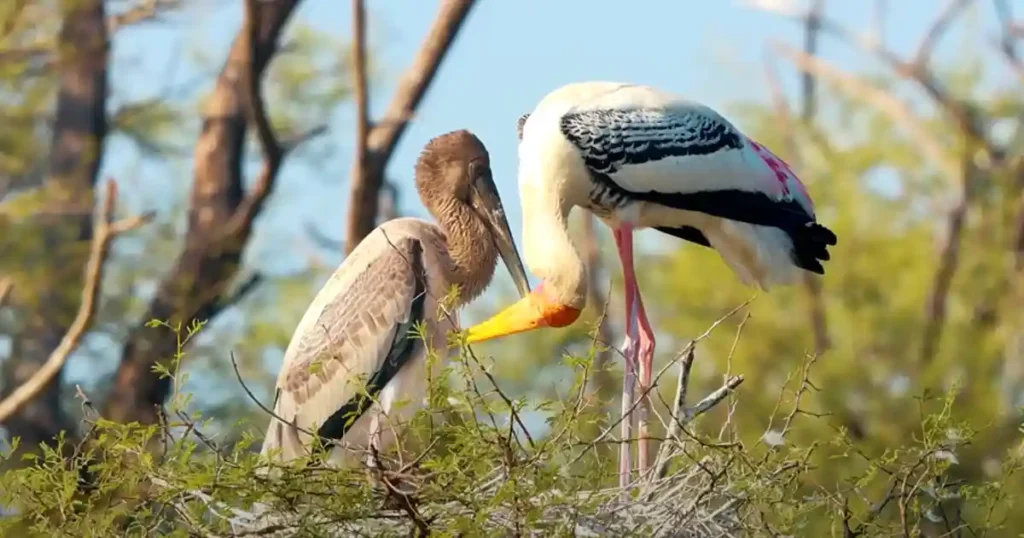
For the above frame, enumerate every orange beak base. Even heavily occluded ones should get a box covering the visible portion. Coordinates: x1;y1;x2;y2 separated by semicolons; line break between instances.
465;282;581;344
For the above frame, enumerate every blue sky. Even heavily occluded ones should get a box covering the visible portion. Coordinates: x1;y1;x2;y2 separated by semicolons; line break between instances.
0;0;1017;449
102;0;1014;297
49;0;1013;407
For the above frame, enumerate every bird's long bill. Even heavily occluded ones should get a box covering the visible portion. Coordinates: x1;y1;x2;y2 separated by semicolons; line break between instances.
464;282;582;344
471;177;531;299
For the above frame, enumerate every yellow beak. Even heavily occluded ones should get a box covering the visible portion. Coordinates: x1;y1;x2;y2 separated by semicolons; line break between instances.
465;283;581;344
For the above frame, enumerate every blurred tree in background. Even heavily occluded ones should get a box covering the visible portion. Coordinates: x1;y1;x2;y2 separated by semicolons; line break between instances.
0;0;1022;535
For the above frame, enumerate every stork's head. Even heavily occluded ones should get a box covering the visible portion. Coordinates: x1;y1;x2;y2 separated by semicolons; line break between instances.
415;130;531;299
462;120;586;344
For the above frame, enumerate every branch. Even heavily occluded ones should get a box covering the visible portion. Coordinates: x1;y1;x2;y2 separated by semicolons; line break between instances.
344;0;479;254
771;41;960;180
749;0;991;154
0;180;153;423
913;0;973;67
764;0;831;355
350;0;370;237
992;0;1024;79
652;345;744;480
227;0;326;237
107;0;182;33
0;278;11;309
921;153;976;363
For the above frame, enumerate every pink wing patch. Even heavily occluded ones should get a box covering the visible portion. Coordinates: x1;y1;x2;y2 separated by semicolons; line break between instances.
746;137;814;212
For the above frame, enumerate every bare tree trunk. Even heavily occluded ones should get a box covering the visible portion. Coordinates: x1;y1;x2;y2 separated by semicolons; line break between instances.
0;0;107;454
344;0;478;253
102;0;303;425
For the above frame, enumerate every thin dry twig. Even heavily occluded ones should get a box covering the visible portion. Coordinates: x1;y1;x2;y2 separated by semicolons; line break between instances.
107;0;181;33
0;180;153;423
770;42;959;179
0;278;12;309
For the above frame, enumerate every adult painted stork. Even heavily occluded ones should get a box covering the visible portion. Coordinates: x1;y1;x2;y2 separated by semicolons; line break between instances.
464;81;838;486
260;129;530;469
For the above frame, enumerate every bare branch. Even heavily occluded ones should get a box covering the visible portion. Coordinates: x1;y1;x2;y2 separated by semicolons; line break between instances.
913;0;973;67
226;0;294;236
350;0;371;235
771;41;960;179
107;0;182;33
992;0;1024;79
0;180;153;423
344;0;479;253
764;0;831;355
750;0;991;153
0;278;11;309
921;153;976;363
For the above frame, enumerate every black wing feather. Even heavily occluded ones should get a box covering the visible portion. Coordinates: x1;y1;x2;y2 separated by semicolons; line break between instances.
559;108;837;274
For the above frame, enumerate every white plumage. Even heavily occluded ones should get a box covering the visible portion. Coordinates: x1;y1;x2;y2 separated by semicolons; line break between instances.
515;81;834;291
468;81;837;488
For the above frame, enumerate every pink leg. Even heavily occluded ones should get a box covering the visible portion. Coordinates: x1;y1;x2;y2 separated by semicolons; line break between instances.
615;224;657;478
613;226;638;488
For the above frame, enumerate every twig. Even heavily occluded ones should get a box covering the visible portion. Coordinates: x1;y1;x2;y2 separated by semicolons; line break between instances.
763;0;831;355
652;346;745;481
770;42;959;179
0;180;152;423
752;0;993;155
582;213;616;405
107;0;181;33
0;278;12;309
571;299;753;468
913;0;973;67
992;0;1024;80
344;0;479;253
229;351;319;441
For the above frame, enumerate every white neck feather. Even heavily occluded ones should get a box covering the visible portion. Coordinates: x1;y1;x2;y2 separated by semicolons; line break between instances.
519;171;587;309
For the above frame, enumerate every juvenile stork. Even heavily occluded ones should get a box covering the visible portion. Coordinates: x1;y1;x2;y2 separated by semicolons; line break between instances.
465;81;838;485
260;130;530;469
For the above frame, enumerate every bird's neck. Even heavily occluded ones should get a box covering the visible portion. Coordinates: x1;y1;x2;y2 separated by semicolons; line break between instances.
521;183;587;309
436;200;497;304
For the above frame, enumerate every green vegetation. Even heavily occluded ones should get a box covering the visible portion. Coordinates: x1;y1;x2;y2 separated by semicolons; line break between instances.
2;0;1023;536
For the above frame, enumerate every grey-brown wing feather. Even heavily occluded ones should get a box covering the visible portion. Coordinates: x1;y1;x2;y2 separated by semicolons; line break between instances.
263;234;427;457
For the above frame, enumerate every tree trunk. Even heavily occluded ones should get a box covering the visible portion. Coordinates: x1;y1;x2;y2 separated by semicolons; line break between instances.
0;0;108;455
102;0;302;425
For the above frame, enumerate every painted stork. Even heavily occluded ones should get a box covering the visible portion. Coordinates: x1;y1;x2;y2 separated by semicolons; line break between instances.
260;130;530;469
464;81;838;486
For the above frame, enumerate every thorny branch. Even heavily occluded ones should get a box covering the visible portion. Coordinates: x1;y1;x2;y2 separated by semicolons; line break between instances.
0;180;153;423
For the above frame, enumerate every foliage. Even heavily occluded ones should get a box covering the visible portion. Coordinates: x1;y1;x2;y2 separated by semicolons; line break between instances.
2;313;1023;537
